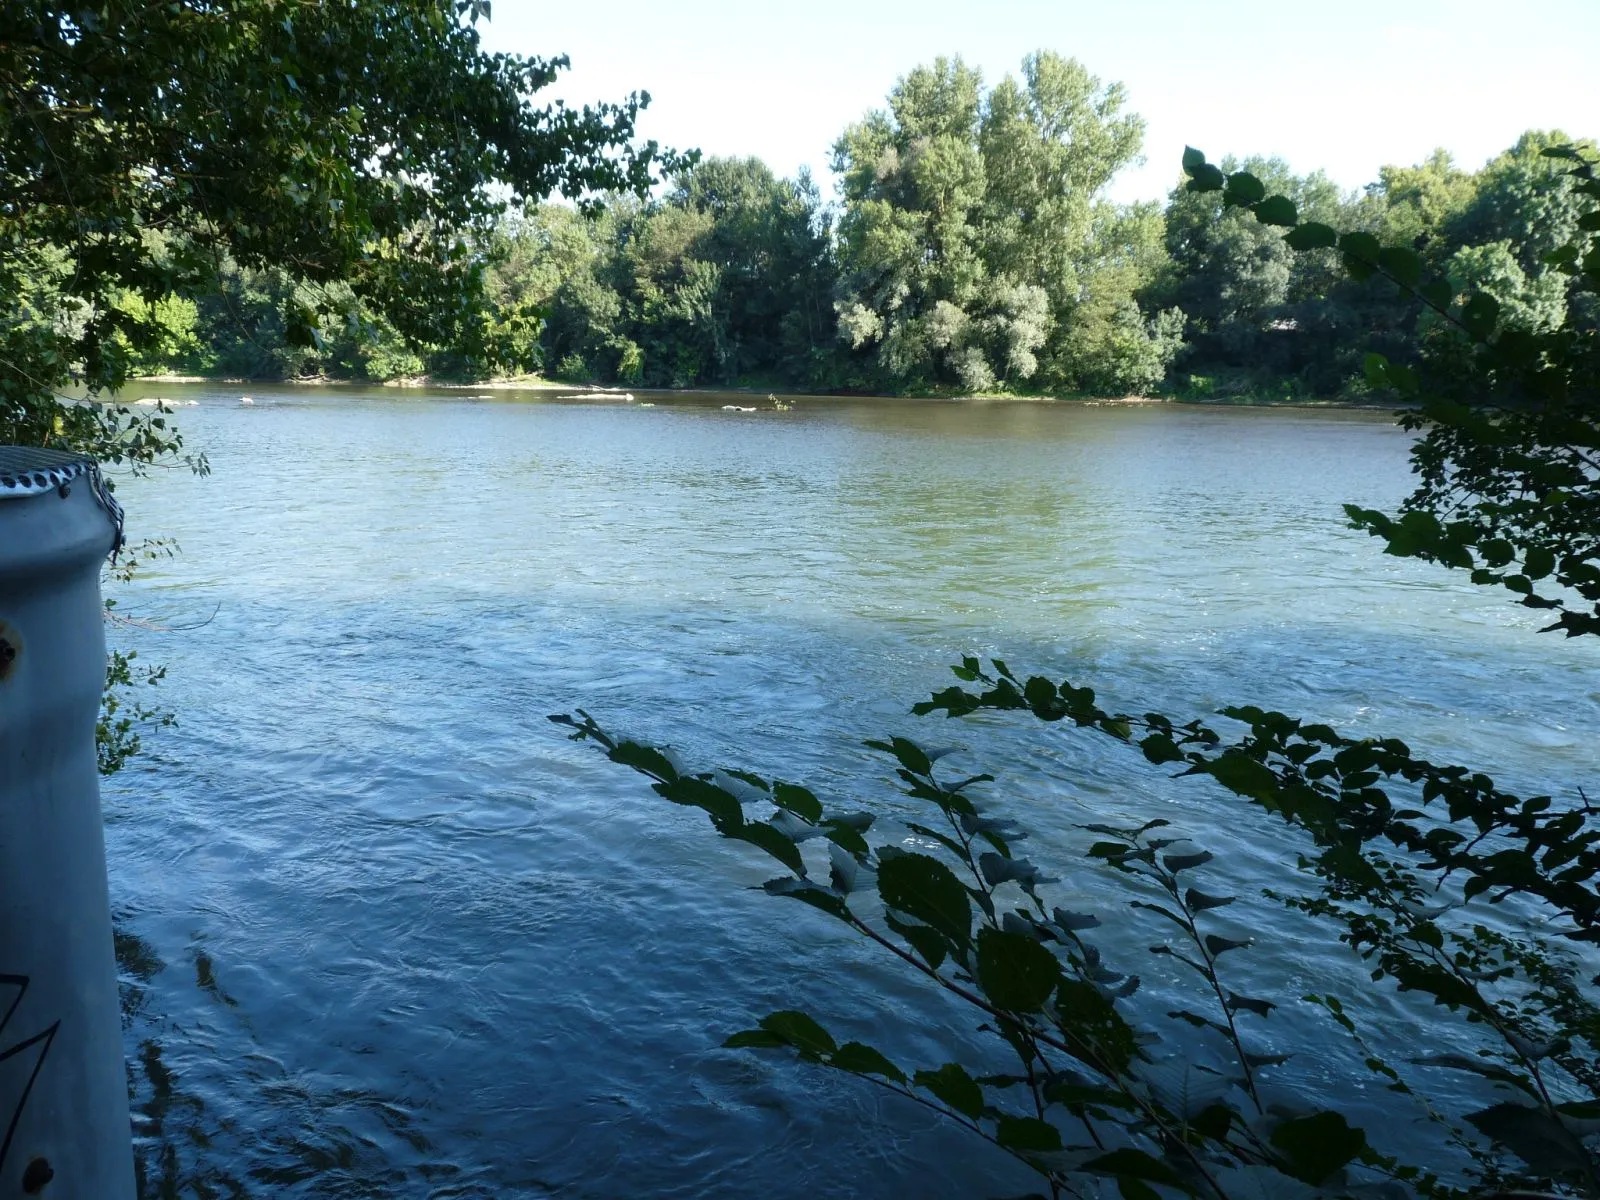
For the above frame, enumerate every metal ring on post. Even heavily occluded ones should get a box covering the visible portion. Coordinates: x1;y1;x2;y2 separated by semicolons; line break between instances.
0;445;134;1198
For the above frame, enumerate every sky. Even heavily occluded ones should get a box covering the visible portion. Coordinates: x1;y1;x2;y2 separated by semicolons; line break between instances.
479;0;1600;204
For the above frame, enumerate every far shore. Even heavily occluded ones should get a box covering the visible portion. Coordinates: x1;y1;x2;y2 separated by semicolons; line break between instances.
124;373;1404;411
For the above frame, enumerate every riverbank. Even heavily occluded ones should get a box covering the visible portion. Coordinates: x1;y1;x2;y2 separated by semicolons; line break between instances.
127;373;1406;410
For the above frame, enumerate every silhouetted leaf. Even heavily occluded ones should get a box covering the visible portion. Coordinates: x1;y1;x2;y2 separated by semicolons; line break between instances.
1253;195;1298;226
1052;908;1101;932
1379;246;1422;288
884;911;948;969
763;877;849;919
772;782;823;822
724;1029;785;1049
1411;1054;1535;1094
1140;733;1185;764
866;736;932;776
996;1116;1063;1152
759;1010;836;1058
1462;291;1501;340
1224;171;1266;206
976;928;1061;1012
830;1041;906;1083
1185;889;1234;912
729;821;804;874
1226;992;1275;1017
1163;850;1214;872
1205;935;1251;957
611;740;680;782
1468;1103;1593;1172
914;1063;984;1119
878;852;972;947
1284;221;1338;251
1270;1111;1367;1184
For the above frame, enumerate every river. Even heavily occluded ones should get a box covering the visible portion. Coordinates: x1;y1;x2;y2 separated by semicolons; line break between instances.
105;384;1599;1197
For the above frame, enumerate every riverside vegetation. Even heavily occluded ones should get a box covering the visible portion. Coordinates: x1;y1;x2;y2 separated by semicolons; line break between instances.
7;2;1600;1196
57;53;1593;405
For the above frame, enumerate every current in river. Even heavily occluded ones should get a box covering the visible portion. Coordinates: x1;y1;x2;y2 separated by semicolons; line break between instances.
106;386;1600;1197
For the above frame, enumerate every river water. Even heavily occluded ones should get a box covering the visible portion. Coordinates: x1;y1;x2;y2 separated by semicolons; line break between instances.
105;385;1599;1198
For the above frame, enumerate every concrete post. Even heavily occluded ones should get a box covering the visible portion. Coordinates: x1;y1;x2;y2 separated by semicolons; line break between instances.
0;447;133;1199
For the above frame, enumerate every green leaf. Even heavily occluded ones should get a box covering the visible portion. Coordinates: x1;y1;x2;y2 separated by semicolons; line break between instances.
762;877;849;918
1186;163;1225;193
729;821;804;874
914;1063;984;1119
995;1116;1063;1152
1465;1103;1591;1172
724;1029;785;1049
1226;992;1276;1017
609;740;680;783
1418;279;1453;312
1462;291;1501;340
759;1010;836;1058
656;776;743;828
1163;850;1214;872
885;911;948;969
830;1041;906;1083
1284;221;1337;251
1253;195;1298;226
878;852;972;947
1185;888;1234;911
1524;546;1556;580
1378;246;1422;289
1139;733;1185;764
1205;934;1251;957
1198;752;1278;803
1339;231;1381;261
772;782;822;822
1479;537;1516;567
1270;1111;1367;1184
1181;146;1207;174
1223;171;1266;207
975;927;1062;1012
1340;231;1381;280
866;736;932;776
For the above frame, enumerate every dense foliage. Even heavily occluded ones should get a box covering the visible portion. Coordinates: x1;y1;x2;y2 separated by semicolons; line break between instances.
92;49;1595;403
1;0;679;447
556;142;1600;1197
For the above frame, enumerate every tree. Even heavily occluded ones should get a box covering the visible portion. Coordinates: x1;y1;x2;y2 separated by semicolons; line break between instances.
1;0;682;455
831;52;1171;395
524;158;837;389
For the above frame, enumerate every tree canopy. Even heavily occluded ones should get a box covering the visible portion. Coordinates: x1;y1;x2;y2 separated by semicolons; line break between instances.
1;0;683;456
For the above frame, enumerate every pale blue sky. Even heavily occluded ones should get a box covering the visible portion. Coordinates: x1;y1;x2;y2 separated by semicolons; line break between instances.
480;0;1599;203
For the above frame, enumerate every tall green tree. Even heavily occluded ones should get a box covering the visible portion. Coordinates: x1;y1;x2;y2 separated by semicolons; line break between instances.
831;52;1175;395
530;157;837;388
